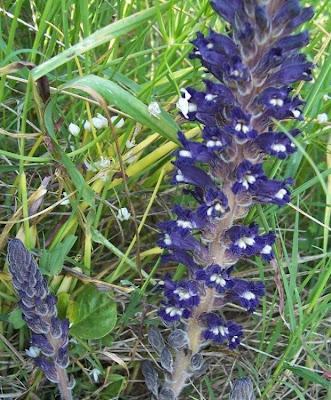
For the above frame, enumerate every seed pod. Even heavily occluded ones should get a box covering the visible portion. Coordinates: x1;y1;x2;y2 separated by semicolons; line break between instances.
148;325;165;354
141;360;159;397
167;329;188;349
189;353;204;371
230;377;255;400
159;387;176;400
191;361;209;378
160;348;173;374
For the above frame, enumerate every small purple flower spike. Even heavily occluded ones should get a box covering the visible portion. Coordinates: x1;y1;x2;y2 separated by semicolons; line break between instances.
8;239;73;400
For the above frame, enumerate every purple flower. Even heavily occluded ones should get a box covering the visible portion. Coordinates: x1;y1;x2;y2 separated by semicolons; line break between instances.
253;177;293;206
201;312;243;348
197;188;229;221
226;280;265;313
226;224;261;257
254;130;299;159
202;126;231;151
226;108;258;143
232;161;265;194
158;300;192;324
196;265;234;293
171;161;214;189
163;276;201;308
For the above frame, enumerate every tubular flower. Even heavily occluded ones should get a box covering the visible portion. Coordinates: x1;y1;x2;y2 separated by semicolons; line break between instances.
7;239;74;400
143;1;314;398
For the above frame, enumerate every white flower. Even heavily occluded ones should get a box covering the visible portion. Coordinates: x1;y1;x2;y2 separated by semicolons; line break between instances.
176;88;197;119
25;346;40;358
92;114;108;129
126;152;137;163
117;207;131;221
317;113;328;124
126;140;136;149
97;156;111;168
111;115;125;128
60;192;70;205
89;368;102;383
84;120;92;131
148;101;162;119
84;160;97;172
68;123;80;136
323;95;330;102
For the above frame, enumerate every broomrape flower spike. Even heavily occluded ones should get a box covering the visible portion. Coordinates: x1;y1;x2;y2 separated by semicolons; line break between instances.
146;0;314;398
7;239;74;400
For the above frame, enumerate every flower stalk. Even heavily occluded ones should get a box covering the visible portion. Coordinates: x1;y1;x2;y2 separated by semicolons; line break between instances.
7;239;73;400
144;1;314;398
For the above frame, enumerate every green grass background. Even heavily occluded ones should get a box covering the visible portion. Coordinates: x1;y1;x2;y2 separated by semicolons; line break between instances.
0;0;330;399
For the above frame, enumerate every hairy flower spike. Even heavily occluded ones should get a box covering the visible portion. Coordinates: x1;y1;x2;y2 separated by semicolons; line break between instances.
146;0;314;398
8;239;73;400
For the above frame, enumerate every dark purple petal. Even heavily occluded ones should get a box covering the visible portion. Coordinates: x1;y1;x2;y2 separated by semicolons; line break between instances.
210;0;244;24
161;250;199;272
197;188;229;220
226;108;258;143
197;265;234;293
232;161;265;194
253;178;293;206
255;130;299;159
171;161;215;189
34;358;59;383
227;280;265;312
158;301;191;324
56;344;69;369
31;334;55;357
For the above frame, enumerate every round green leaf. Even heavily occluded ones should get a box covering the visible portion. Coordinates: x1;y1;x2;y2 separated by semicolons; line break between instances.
69;285;117;339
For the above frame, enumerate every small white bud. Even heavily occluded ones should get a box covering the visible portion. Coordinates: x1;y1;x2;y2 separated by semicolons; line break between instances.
126;140;136;149
89;368;102;383
60;192;70;205
97;156;111;168
117;207;131;221
110;115;125;128
148;101;162;119
317;113;328;124
68;123;80;136
84;160;97;172
25;346;40;358
84;120;92;131
92;114;108;129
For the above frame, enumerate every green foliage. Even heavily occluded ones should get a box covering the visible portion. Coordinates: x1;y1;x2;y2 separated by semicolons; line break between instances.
0;0;329;399
69;285;117;340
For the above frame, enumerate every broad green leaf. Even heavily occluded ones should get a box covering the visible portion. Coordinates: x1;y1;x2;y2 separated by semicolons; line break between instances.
8;309;25;329
64;75;179;143
31;3;170;81
69;285;117;339
39;235;77;276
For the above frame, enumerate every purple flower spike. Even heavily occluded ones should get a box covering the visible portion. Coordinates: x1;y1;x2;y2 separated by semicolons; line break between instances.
7;239;73;399
153;0;314;397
